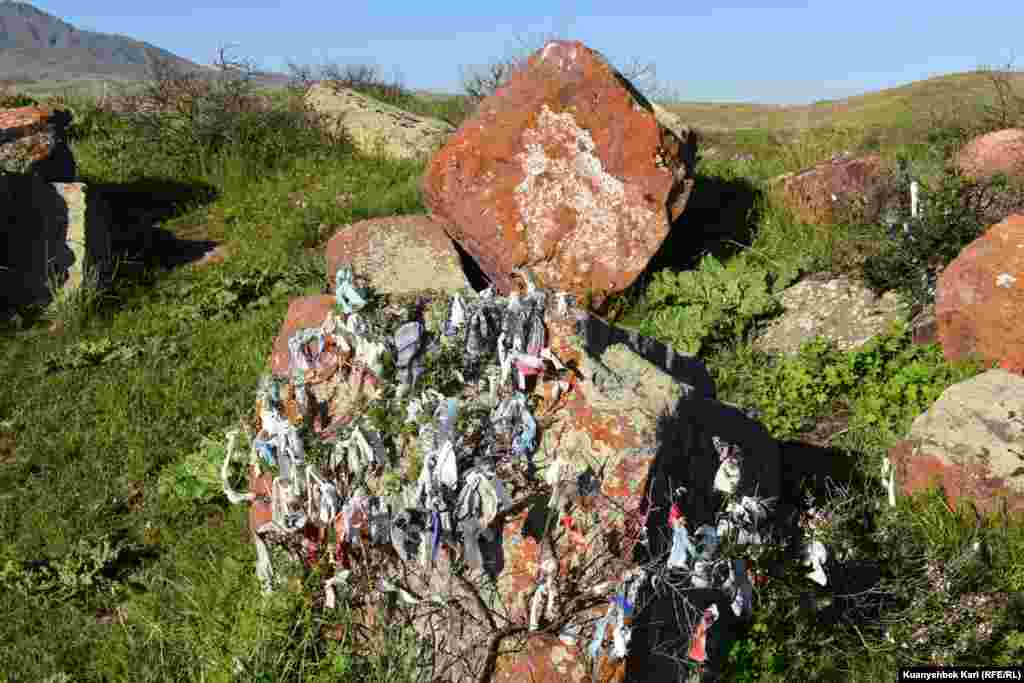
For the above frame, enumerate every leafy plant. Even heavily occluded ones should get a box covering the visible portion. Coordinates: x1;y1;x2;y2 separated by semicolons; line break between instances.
160;263;316;326
0;91;38;108
726;618;787;682
39;333;185;374
158;432;247;503
712;322;985;440
862;156;1021;308
635;253;781;355
0;534;136;609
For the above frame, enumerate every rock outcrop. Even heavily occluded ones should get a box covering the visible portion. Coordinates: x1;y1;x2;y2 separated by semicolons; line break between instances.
755;273;904;355
0;105;75;180
324;215;470;299
304;83;455;161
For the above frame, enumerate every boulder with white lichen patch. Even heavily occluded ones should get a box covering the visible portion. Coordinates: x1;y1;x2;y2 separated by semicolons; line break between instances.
420;40;698;309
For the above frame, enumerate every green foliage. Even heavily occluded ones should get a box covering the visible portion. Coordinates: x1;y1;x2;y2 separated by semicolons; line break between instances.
157;432;244;503
40;333;185;374
995;630;1024;666
712;322;986;440
726;618;788;682
0;91;39;108
416;334;477;396
862;158;1017;308
635;253;782;355
65;101;132;143
158;262;318;327
0;534;136;609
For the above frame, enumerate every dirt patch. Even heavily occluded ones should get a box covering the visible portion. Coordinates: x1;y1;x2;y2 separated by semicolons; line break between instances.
0;430;16;465
797;407;852;448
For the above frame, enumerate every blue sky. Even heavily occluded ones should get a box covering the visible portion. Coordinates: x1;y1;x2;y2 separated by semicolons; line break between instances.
32;1;1024;104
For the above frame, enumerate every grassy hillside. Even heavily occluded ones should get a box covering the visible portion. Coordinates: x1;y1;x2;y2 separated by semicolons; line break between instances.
665;69;1024;133
2;61;1024;682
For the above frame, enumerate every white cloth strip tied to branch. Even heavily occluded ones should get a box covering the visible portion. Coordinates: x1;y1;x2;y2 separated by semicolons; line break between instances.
528;557;560;631
717;495;774;547
340;424;382;479
323;570;352;609
305;465;340;527
271;476;306;533
881;454;897;508
712;436;743;496
444;293;467;337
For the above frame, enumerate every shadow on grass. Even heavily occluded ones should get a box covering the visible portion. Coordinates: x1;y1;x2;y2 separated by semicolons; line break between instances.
666;172;762;268
601;171;762;320
91;177;221;278
627;420;892;681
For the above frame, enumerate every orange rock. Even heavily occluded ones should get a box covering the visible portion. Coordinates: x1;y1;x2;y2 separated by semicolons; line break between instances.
935;214;1024;372
266;295;337;376
324;214;469;297
957;128;1024;181
421;40;696;301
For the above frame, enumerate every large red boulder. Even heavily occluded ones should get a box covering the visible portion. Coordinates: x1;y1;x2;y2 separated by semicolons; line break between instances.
421;40;697;306
957;128;1024;181
935;214;1024;372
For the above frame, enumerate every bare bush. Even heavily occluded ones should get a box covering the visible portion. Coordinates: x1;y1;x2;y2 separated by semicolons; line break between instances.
978;62;1024;130
459;34;677;110
286;59;411;107
91;44;349;177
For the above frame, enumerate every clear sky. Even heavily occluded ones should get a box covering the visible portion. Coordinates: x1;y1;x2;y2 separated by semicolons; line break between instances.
30;1;1024;104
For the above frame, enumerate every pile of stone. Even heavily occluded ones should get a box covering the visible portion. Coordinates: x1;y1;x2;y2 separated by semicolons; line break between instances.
1;105;112;312
218;257;830;681
219;39;846;683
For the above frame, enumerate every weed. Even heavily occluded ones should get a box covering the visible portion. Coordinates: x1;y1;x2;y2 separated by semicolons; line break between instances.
626;252;781;355
861;156;1023;308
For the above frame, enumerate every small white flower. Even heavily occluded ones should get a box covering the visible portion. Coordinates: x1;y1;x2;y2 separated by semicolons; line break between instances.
996;272;1017;288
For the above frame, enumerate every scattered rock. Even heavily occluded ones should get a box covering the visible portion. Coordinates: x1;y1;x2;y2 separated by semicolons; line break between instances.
889;369;1024;516
421;40;698;305
957;128;1024;182
94;607;127;626
304;83;455;161
0;429;15;466
267;295;337;377
324;215;470;298
935;214;1024;372
776;153;893;226
754;273;904;355
0;105;75;181
1;175;113;310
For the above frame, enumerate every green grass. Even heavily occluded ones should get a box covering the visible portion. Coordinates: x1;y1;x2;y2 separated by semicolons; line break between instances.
3;67;1024;682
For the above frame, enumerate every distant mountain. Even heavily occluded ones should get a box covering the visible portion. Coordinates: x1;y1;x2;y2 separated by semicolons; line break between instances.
0;1;287;84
